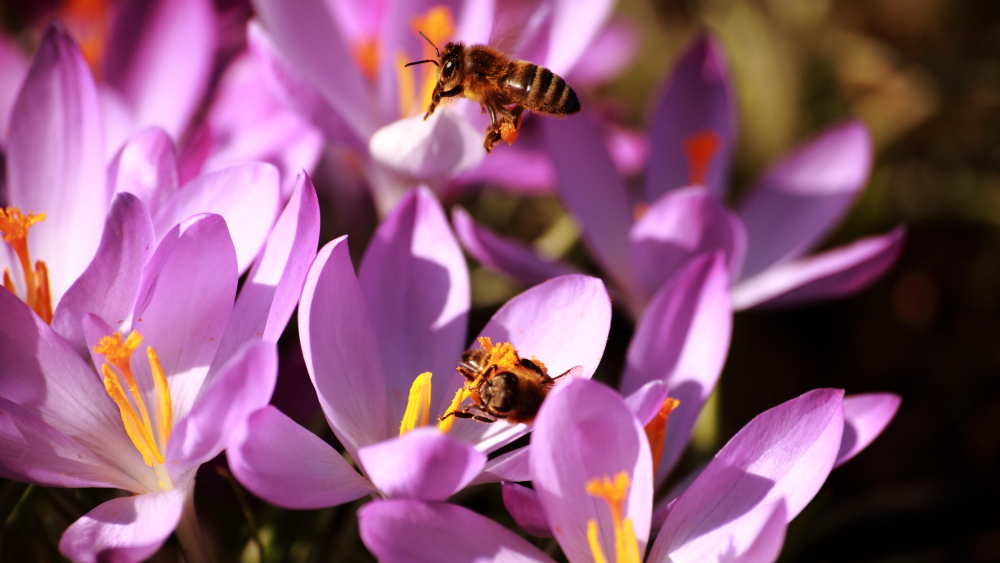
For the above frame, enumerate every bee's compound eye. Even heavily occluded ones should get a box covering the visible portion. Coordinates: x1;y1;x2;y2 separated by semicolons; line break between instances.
443;60;455;75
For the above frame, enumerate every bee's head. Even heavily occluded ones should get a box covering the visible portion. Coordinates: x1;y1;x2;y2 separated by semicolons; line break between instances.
437;43;465;89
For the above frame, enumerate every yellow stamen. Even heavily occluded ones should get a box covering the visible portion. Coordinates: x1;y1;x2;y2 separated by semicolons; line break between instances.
585;472;641;563
400;372;433;435
644;397;680;477
682;130;722;187
148;347;172;447
478;337;522;373
103;363;159;465
397;6;455;116
396;51;417;118
437;385;470;434
0;207;54;323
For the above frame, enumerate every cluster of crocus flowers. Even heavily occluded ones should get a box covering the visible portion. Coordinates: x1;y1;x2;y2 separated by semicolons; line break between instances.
455;34;906;318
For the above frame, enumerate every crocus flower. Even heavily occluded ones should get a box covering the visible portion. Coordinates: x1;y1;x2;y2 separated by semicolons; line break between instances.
359;378;900;563
247;0;630;212
228;187;612;509
0;189;318;561
454;34;906;317
1;26;284;343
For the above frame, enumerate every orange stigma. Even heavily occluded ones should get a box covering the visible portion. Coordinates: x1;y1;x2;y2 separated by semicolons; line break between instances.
644;397;680;476
1;207;53;323
59;0;112;73
682;130;721;186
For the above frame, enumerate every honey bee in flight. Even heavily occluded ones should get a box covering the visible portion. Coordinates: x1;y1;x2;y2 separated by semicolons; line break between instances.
441;341;582;425
405;32;581;153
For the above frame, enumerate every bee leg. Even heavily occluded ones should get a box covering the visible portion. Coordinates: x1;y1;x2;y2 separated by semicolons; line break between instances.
425;86;465;120
440;410;496;424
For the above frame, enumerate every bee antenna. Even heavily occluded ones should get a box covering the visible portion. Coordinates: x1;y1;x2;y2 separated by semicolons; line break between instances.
417;30;441;58
404;59;439;68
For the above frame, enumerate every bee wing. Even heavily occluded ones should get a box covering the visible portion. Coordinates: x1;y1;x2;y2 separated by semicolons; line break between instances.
489;0;548;57
552;365;585;382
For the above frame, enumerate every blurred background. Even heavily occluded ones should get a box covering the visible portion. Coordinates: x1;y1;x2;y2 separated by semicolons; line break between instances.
1;0;999;561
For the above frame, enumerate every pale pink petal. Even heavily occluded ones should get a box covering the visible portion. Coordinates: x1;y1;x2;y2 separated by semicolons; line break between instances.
544;0;615;76
153;162;281;274
51;192;155;356
502;482;552;537
730;226;906;310
727;501;788;563
835;393;901;468
359;499;554;563
7;25;107;300
299;237;391;458
107;127;179;217
359;189;469;427
566;18;639;86
738;121;874;277
228;406;376;509
101;0;216;139
469;446;530;485
452;206;579;288
620;253;732;483
59;489;183;563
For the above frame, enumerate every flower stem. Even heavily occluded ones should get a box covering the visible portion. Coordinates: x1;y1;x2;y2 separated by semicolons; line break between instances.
176;495;213;563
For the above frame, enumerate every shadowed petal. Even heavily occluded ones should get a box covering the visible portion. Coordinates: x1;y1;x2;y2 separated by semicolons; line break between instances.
58;489;183;563
469;446;531;485
131;214;238;420
107;127;179;217
620;253;731;483
731;226;905;310
229;406;375;509
452;207;579;287
726;501;788;563
51;192;155;356
211;172;320;373
167;342;278;468
544;112;634;292
369;110;484;189
502;482;552;537
531;379;653;563
629;186;747;299
738;121;874;278
649;389;845;562
7;25;107;299
0;35;28;141
646;34;735;200
360;189;469;429
359;499;554;563
101;0;215;139
835;393;901;468
624;380;670;426
299;237;391;458
358;428;486;501
153;162;281;274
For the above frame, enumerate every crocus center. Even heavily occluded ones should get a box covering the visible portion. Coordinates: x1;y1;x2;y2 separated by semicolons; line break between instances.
397;5;455;117
0;207;53;324
59;0;112;72
93;331;175;491
586;472;641;563
682;130;721;186
644;397;680;476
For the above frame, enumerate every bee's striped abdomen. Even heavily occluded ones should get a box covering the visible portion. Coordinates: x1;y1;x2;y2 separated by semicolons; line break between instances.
504;62;580;115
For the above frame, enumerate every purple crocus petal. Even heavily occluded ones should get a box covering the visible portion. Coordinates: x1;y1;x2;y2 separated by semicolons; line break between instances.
131;214;237;420
359;188;469;427
107;127;179;217
730;226;906;310
58;489;183;563
835;393;901;468
229;406;375;509
0;35;28;142
358;428;486;501
646;34;735;200
457;141;556;192
210;172;320;373
452;206;579;288
299;237;391;457
0;397;126;489
0;292;140;477
456;0;495;44
630;186;747;298
449;275;612;450
51;192;155;356
624;379;670;426
620;253;731;482
728;500;788;563
251;0;376;140
369;109;485;189
565;18;639;86
544;0;614;76
167;342;278;468
7;25;107;299
469;446;530;485
502;482;553;537
531;379;653;563
544;112;634;292
101;0;215;140
648;389;845;562
153;162;281;274
738;121;874;278
359;499;554;563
